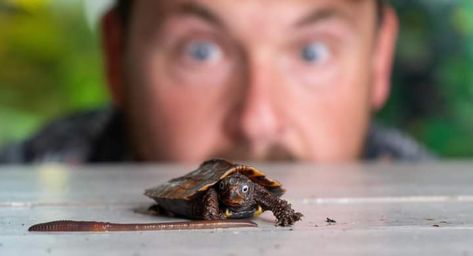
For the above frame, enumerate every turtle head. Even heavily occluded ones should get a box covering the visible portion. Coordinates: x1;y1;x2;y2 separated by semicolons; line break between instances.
217;173;254;208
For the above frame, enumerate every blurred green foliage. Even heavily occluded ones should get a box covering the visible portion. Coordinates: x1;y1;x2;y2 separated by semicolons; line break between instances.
0;0;108;143
378;0;473;157
0;0;472;157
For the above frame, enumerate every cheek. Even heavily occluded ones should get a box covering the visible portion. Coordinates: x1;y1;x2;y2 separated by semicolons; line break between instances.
127;53;237;160
280;50;372;161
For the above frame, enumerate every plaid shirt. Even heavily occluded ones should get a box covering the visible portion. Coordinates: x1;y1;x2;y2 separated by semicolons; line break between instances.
0;108;434;163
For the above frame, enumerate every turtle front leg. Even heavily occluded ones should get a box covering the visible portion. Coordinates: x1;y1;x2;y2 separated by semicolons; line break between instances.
201;187;225;220
254;184;303;226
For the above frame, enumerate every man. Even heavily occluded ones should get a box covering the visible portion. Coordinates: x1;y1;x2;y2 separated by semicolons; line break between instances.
0;0;432;163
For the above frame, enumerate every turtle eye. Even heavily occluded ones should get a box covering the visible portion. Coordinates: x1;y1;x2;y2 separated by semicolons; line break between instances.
219;182;225;190
241;185;249;193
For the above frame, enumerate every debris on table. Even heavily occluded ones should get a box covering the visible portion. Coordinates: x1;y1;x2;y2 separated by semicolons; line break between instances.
325;218;337;224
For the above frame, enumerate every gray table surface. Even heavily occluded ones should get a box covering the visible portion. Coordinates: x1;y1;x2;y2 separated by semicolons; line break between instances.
1;162;473;255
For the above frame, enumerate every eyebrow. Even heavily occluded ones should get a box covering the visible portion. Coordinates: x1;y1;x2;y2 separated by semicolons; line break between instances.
173;2;225;29
294;7;353;28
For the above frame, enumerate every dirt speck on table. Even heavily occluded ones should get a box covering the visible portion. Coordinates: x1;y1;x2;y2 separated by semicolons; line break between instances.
326;218;336;224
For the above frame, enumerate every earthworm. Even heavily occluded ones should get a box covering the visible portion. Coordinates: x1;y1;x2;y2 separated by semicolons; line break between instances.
28;219;257;232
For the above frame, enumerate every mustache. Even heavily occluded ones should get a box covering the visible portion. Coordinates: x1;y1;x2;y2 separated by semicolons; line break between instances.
216;142;296;162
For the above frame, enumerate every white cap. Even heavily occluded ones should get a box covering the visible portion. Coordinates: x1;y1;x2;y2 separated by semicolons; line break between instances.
83;0;114;30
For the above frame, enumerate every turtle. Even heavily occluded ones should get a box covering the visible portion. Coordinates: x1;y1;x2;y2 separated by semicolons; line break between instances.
145;159;303;226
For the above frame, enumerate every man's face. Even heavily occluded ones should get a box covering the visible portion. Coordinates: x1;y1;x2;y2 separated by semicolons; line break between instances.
117;0;393;162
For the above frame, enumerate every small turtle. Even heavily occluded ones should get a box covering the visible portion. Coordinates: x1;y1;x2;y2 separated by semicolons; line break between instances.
145;159;303;226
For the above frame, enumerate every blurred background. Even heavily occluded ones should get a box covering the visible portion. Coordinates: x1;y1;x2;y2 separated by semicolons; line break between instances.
0;0;472;158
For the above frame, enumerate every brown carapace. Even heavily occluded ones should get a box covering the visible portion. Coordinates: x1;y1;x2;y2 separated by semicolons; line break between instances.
145;159;303;226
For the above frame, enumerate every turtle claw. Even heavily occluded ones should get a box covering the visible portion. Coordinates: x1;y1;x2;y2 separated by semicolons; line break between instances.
276;210;303;227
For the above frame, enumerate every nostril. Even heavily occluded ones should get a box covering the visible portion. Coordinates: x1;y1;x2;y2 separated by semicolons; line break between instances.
240;100;279;141
230;190;239;199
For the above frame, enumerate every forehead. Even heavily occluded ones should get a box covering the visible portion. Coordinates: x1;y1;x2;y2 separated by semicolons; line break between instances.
131;0;377;32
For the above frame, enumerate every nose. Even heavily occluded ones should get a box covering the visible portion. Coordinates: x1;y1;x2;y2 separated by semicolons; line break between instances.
225;190;243;206
228;57;283;148
230;190;239;199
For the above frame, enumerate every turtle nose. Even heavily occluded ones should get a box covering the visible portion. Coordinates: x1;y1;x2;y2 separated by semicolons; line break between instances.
224;190;243;206
229;190;239;200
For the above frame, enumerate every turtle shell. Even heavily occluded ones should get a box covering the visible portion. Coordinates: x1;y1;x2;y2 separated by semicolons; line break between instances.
145;159;285;202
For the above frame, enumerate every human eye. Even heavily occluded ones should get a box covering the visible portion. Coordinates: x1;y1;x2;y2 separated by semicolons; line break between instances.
184;40;223;64
281;38;338;88
299;42;330;65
